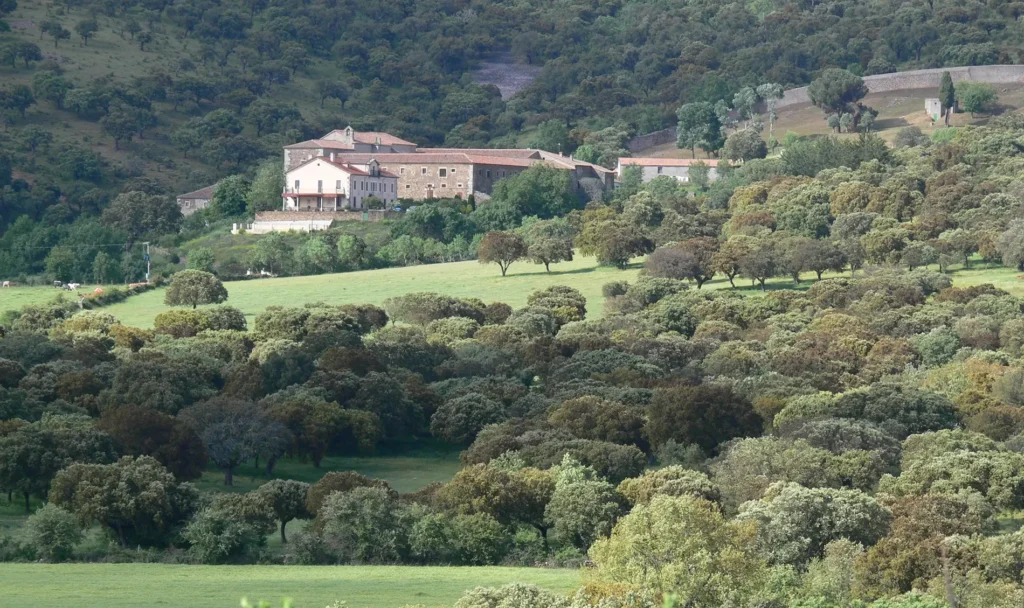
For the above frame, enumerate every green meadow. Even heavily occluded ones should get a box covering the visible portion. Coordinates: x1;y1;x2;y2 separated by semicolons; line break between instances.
2;563;581;608
4;255;1019;328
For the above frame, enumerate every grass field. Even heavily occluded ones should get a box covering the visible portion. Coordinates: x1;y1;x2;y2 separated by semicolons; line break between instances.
6;256;1024;328
0;285;98;316
195;448;462;495
3;563;581;608
98;254;646;327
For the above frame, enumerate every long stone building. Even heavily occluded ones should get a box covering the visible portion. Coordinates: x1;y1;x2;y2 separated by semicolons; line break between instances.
280;127;615;211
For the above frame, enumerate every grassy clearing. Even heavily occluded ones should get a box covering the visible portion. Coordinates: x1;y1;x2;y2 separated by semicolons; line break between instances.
0;449;461;545
9;256;1024;328
98;254;645;327
0;286;96;315
84;254;871;327
2;563;581;608
195;448;463;495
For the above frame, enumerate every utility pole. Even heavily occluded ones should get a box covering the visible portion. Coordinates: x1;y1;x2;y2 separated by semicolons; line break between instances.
142;242;151;282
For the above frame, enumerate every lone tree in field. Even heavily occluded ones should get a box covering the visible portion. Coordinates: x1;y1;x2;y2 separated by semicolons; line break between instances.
520;216;574;272
254;479;311;544
939;71;955;126
478;231;528;277
164;270;228;309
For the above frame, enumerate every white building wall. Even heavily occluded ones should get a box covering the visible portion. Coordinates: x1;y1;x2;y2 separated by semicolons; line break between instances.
284;159;399;210
636;165;720;184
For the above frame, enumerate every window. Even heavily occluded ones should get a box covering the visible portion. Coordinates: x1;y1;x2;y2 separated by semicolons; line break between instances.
336;180;342;190
294;180;300;190
457;183;463;188
317;180;323;192
406;184;411;189
438;168;447;177
400;167;405;175
451;168;456;174
441;183;447;188
486;170;491;178
372;183;377;192
421;167;427;175
657;166;663;174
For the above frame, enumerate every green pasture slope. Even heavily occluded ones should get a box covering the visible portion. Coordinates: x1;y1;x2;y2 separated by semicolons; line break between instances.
3;257;1021;329
70;259;1024;327
3;563;581;608
5;257;1023;328
102;255;644;327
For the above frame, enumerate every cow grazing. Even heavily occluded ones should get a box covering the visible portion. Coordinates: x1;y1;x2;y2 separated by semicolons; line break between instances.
54;281;63;288
2;281;9;288
66;282;82;291
93;287;103;295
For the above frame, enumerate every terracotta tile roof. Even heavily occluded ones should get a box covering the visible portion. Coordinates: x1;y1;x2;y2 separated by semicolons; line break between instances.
176;184;217;200
536;152;616;175
618;157;721;167
424;148;541;159
334;151;557;169
289;156;400;179
463;154;536;168
353;131;417;146
322;129;417;146
284;139;357;150
332;152;478;164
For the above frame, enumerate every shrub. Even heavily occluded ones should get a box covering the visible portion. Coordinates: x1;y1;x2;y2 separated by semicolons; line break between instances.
316;487;414;563
24;503;82;561
305;471;391;515
410;511;511;565
454;583;570;608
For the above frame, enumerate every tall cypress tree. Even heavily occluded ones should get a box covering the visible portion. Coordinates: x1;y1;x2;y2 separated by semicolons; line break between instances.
939;71;955;126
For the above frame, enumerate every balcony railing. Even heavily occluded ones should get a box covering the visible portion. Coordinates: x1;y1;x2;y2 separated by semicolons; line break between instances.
283;187;347;195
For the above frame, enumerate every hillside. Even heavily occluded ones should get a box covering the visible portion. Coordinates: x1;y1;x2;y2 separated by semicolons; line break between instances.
8;253;1016;329
3;0;1024;207
637;82;1024;158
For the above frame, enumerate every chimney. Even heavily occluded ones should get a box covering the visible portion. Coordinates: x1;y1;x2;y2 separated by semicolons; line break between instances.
330;152;335;162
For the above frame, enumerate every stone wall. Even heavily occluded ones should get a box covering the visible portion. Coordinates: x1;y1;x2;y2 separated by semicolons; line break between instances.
627;128;676;153
248;210;401;234
777;64;1024;108
626;65;1024;155
387;161;475;199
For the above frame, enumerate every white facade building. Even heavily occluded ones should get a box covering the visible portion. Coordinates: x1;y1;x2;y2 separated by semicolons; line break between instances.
616;158;722;184
282;157;399;211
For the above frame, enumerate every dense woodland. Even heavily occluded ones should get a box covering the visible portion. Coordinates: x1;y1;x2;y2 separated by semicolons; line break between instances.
9;0;1024;606
4;0;1024;274
6;119;1024;608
